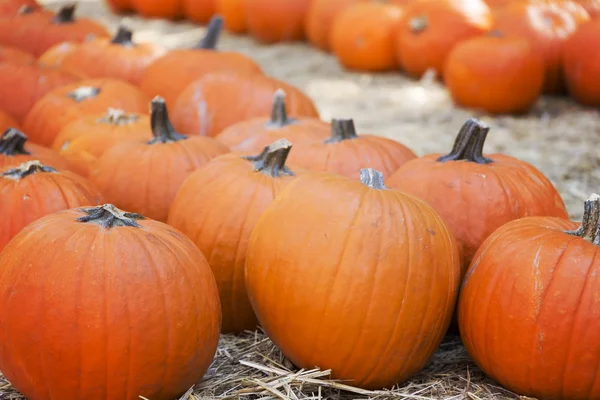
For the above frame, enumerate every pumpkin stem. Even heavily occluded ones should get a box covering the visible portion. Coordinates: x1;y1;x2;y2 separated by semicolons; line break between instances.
2;160;56;180
97;108;140;125
52;4;76;24
111;25;135;46
77;204;145;228
196;15;224;50
68;86;101;102
360;168;388;190
18;5;35;14
565;194;600;244
326;119;359;143
243;138;294;177
148;96;187;144
266;89;297;128
409;16;428;33
437;118;493;164
0;128;30;156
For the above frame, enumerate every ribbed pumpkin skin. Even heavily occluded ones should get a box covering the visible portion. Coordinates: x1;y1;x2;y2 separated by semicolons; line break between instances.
0;45;35;64
458;216;600;400
245;172;461;390
0;206;221;400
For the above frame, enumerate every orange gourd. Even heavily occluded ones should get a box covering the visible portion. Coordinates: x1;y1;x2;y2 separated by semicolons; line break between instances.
216;0;247;33
183;0;216;23
245;0;312;42
90;97;229;222
0;128;70;171
106;0;133;13
0;203;221;400
245;168;461;389
23;79;149;147
0;44;34;64
563;18;600;105
0;109;19;132
305;0;367;51
131;0;182;18
0;0;39;16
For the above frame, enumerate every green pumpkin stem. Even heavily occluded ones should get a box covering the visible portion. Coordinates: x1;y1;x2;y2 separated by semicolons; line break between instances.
266;89;297;128
2;160;56;180
111;25;134;46
52;4;76;24
148;97;187;144
196;15;224;50
244;138;294;177
437;118;493;164
326;119;359;143
360;168;388;190
566;194;600;245
0;128;30;156
77;204;145;228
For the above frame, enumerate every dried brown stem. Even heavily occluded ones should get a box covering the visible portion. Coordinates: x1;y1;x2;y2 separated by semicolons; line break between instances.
566;194;600;245
360;168;388;190
148;96;187;144
326;119;358;143
0;128;30;156
77;204;145;228
2;160;56;180
244;139;294;177
437;118;493;164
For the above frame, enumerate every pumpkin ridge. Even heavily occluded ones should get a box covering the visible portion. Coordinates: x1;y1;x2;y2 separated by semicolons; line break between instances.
51;4;76;24
325;119;359;143
0;128;30;156
2;160;56;180
436;118;493;164
265;89;297;129
148;97;188;144
77;204;145;228
243;138;294;177
196;15;224;50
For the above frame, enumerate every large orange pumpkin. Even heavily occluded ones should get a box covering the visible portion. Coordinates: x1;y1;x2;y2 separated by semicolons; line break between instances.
0;203;221;400
23;78;149;147
305;0;367;51
0;0;39;16
215;89;330;152
90;97;229;222
0;128;70;170
458;193;600;400
245;168;461;389
245;0;312;42
215;0;247;33
0;109;19;132
183;0;216;23
387;118;568;273
130;0;183;18
563;18;600;106
0;44;35;64
0;160;104;251
169;139;301;333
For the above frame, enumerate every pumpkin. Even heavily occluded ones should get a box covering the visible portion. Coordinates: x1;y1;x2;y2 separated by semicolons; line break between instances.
387;118;568;273
305;0;366;51
0;160;103;251
168;139;302;333
0;0;39;16
492;0;590;94
575;0;600;16
0;44;35;64
395;0;492;79
444;34;545;114
131;0;182;18
0;203;221;400
563;18;600;106
245;0;312;42
216;0;247;33
183;0;216;23
139;16;263;108
38;41;79;69
0;4;110;57
458;193;600;400
287;118;416;179
0;61;83;123
52;109;152;177
59;25;167;86
0;128;70;171
245;168;461;389
215;89;330;152
0;109;19;132
90;97;229;222
106;0;133;13
173;73;319;137
23;79;149;147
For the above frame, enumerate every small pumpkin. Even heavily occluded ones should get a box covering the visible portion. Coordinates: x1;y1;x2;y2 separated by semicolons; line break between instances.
216;0;247;33
23;79;149;147
444;34;545;114
90;97;229;222
387;118;569;273
130;0;182;18
169;139;301;333
60;25;167;85
245;0;312;42
0;128;70;171
331;1;404;72
0;203;221;400
173;73;319;137
38;41;79;69
0;160;103;251
0;0;39;17
305;0;367;52
287;118;416;180
245;168;461;389
492;0;590;94
139;16;263;108
0;109;19;132
0;44;35;64
563;18;600;106
458;193;600;400
0;4;110;57
215;89;330;152
183;0;216;23
52;109;152;177
395;0;492;79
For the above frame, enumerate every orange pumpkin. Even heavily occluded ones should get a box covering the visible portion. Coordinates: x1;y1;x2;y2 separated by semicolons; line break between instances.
173;73;319;137
216;0;247;33
52;109;152;177
23;79;149;147
245;0;312;42
0;61;83;122
0;160;104;251
0;109;19;132
90;97;229;222
0;128;70;171
458;194;600;400
563;18;600;105
287;118;416;179
38;41;79;69
106;0;133;13
387;118;568;272
0;5;110;57
444;34;545;114
575;0;600;17
396;0;493;79
169;139;302;333
139;16;263;108
215;89;330;152
305;0;367;51
183;0;216;23
131;0;182;18
0;204;221;400
245;168;461;389
0;0;39;16
0;44;35;64
492;0;590;94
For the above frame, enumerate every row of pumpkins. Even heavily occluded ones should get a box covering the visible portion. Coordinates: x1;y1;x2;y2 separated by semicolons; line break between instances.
0;1;598;400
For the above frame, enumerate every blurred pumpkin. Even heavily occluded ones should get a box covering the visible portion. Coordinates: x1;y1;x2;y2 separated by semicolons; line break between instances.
444;34;545;114
563;18;600;106
130;0;182;18
38;41;79;69
183;0;216;23
575;0;600;16
396;0;493;79
0;128;70;170
23;79;149;147
216;0;247;33
0;44;35;64
0;110;19;132
0;0;39;16
90;97;229;222
245;0;312;42
106;0;133;13
305;0;367;51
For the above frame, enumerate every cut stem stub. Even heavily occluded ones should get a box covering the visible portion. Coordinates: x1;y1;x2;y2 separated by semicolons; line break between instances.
111;25;135;46
52;4;76;24
326;119;359;144
148;97;187;144
266;89;297;129
360;168;388;190
0;128;30;156
77;204;145;228
196;15;224;50
2;160;56;180
244;138;294;177
437;118;493;164
566;194;600;245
